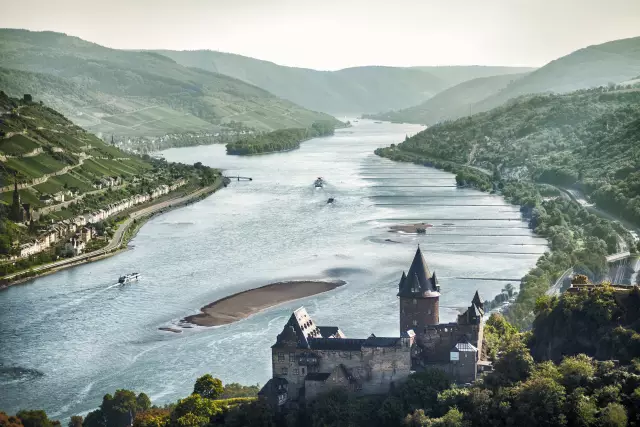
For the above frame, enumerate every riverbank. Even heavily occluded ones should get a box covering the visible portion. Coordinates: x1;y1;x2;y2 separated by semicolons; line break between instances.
0;180;227;290
181;280;346;327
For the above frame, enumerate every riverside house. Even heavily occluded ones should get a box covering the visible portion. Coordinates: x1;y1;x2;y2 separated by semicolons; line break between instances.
12;180;187;260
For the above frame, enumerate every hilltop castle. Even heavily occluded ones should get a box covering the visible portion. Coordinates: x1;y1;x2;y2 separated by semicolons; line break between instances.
259;247;488;407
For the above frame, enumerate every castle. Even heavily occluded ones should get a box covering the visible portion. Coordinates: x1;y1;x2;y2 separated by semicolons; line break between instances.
259;247;488;407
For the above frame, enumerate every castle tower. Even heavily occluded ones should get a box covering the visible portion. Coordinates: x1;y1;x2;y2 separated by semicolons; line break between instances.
397;246;440;333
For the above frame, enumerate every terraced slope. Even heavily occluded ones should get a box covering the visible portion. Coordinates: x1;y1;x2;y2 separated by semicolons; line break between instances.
0;92;151;208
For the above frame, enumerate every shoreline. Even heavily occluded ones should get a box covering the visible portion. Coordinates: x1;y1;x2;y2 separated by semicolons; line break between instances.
0;181;226;290
181;280;346;327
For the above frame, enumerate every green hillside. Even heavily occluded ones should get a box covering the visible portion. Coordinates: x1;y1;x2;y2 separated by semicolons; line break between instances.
475;36;640;113
156;49;532;114
0;29;340;137
369;37;640;125
365;73;529;124
0;92;151;207
377;87;640;224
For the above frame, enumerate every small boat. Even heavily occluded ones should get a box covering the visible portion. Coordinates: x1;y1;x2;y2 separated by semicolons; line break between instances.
119;272;140;284
327;197;335;204
314;177;324;188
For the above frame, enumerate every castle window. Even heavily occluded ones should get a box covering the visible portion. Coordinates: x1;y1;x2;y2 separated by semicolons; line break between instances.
293;368;299;375
281;367;288;375
301;367;306;375
413;320;418;326
278;353;285;362
289;352;295;361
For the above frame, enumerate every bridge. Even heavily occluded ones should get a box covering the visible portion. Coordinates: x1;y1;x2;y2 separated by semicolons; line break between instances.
605;251;630;264
224;175;253;181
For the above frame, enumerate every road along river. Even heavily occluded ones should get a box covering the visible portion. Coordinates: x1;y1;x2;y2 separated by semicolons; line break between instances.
0;120;547;418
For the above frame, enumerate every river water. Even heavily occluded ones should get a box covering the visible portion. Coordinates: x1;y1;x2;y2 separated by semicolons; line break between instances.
0;120;546;418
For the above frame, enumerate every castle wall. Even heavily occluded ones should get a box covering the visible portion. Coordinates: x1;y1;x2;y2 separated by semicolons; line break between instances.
361;344;412;394
415;323;481;363
272;348;315;400
399;297;439;332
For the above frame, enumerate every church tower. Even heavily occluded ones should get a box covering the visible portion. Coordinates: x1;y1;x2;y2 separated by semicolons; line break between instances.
397;246;440;333
10;176;23;222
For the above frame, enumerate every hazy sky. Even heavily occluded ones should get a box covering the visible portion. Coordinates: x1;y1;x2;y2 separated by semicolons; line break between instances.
1;0;639;70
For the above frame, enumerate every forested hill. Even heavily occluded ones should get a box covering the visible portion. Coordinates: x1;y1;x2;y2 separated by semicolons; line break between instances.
475;36;640;113
364;72;529;125
378;88;640;224
155;49;532;114
0;29;340;137
226;121;335;155
367;37;640;125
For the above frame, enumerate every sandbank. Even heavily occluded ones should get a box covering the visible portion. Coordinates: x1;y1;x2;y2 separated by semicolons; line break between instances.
183;280;346;327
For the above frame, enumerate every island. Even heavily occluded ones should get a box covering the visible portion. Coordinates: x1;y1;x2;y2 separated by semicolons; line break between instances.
225;121;337;155
183;280;346;326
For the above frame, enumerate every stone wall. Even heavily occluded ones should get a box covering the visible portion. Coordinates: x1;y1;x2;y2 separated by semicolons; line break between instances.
272;339;412;401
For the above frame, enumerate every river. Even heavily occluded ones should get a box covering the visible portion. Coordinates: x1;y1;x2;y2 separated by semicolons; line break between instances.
0;120;547;418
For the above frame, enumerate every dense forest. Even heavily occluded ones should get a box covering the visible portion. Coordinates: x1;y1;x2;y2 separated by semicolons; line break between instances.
380;88;640;224
376;86;640;329
5;285;640;427
225;121;336;155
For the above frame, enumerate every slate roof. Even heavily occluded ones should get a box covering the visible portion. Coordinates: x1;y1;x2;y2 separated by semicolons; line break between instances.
305;373;331;382
317;326;343;338
453;341;478;352
272;307;322;348
397;246;440;298
363;336;402;348
472;291;484;314
308;338;366;351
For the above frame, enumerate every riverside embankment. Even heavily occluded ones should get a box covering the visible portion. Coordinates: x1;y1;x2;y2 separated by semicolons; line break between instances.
0;179;227;289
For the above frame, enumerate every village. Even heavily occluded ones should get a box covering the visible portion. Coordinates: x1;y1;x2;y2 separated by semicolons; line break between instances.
7;177;187;259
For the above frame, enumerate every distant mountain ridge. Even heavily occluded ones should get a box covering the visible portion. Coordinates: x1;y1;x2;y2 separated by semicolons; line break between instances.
155;49;533;114
365;73;530;125
0;29;340;136
369;36;640;124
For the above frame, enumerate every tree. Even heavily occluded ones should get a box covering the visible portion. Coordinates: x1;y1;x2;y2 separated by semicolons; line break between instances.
490;337;534;385
564;388;597;427
132;409;169;427
192;374;223;400
0;412;24;427
598;403;627;427
514;377;567;427
559;354;594;390
170;394;224;427
68;417;83;427
15;411;57;427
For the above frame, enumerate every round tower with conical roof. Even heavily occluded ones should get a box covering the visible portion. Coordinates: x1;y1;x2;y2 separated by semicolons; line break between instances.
397;246;440;333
